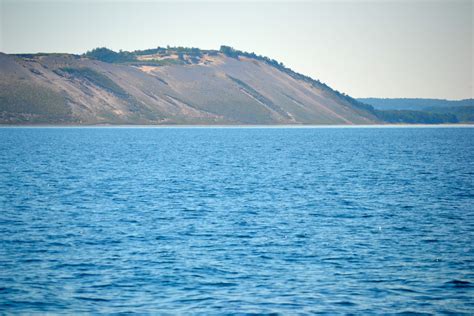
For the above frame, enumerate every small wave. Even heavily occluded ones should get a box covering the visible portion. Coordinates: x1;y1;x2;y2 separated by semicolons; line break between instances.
391;287;419;293
174;296;214;304
334;301;357;306
395;311;432;315
445;280;472;288
422;239;439;243
200;282;237;287
294;233;307;238
74;296;111;302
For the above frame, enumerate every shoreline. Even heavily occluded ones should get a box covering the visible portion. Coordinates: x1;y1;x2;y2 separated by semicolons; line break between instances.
0;124;473;128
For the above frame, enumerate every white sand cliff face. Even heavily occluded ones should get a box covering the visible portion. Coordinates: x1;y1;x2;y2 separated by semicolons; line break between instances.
0;52;378;124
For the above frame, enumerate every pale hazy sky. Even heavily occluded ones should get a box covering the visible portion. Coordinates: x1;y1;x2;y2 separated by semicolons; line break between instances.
1;0;472;99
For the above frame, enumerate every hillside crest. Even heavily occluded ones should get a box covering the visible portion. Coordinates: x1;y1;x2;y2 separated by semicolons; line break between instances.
2;46;465;125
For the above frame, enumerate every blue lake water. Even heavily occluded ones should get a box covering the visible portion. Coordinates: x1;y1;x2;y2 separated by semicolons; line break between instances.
0;126;473;314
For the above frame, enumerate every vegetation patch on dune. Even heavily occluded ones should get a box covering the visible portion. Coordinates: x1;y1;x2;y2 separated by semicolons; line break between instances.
84;48;135;63
373;109;458;124
426;105;474;123
0;81;71;122
60;67;129;98
360;98;474;123
135;59;185;66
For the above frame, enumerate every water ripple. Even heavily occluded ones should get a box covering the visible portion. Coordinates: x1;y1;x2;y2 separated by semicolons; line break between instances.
0;127;473;314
